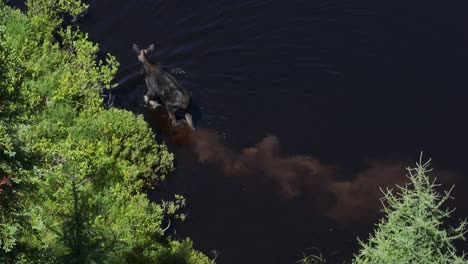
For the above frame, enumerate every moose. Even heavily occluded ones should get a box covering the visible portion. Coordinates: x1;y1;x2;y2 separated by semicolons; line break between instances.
133;43;195;130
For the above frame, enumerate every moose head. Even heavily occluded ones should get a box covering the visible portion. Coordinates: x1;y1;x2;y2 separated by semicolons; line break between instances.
132;44;155;64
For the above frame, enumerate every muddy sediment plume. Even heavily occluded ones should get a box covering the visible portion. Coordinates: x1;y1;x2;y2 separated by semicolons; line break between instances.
152;122;463;225
188;129;466;225
328;161;408;224
190;129;336;199
188;129;410;224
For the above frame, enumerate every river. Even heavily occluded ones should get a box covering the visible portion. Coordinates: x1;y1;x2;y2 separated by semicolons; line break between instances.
12;0;468;263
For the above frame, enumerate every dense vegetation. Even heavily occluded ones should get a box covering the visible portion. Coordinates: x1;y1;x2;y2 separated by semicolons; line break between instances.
0;0;212;263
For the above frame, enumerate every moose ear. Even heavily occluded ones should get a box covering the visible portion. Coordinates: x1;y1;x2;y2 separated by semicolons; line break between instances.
132;44;140;54
147;44;155;53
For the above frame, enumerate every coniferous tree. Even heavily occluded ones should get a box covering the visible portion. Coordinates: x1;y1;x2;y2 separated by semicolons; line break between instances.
354;157;467;264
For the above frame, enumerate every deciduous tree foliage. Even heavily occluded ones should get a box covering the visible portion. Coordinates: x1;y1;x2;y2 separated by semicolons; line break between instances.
0;1;212;263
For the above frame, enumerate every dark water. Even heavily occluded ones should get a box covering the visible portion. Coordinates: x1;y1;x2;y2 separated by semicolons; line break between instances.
83;1;468;263
11;0;468;262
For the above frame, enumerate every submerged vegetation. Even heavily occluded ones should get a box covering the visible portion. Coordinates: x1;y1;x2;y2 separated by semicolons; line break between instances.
0;0;211;263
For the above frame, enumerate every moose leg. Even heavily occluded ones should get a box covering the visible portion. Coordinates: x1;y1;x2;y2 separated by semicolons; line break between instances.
144;90;156;104
184;111;195;130
145;91;162;109
148;99;161;109
166;105;178;125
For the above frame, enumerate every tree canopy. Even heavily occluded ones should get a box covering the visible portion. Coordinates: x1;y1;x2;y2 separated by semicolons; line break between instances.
0;1;212;263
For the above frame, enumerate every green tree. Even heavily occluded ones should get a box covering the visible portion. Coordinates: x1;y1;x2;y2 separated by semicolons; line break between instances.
353;157;468;264
0;0;212;263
